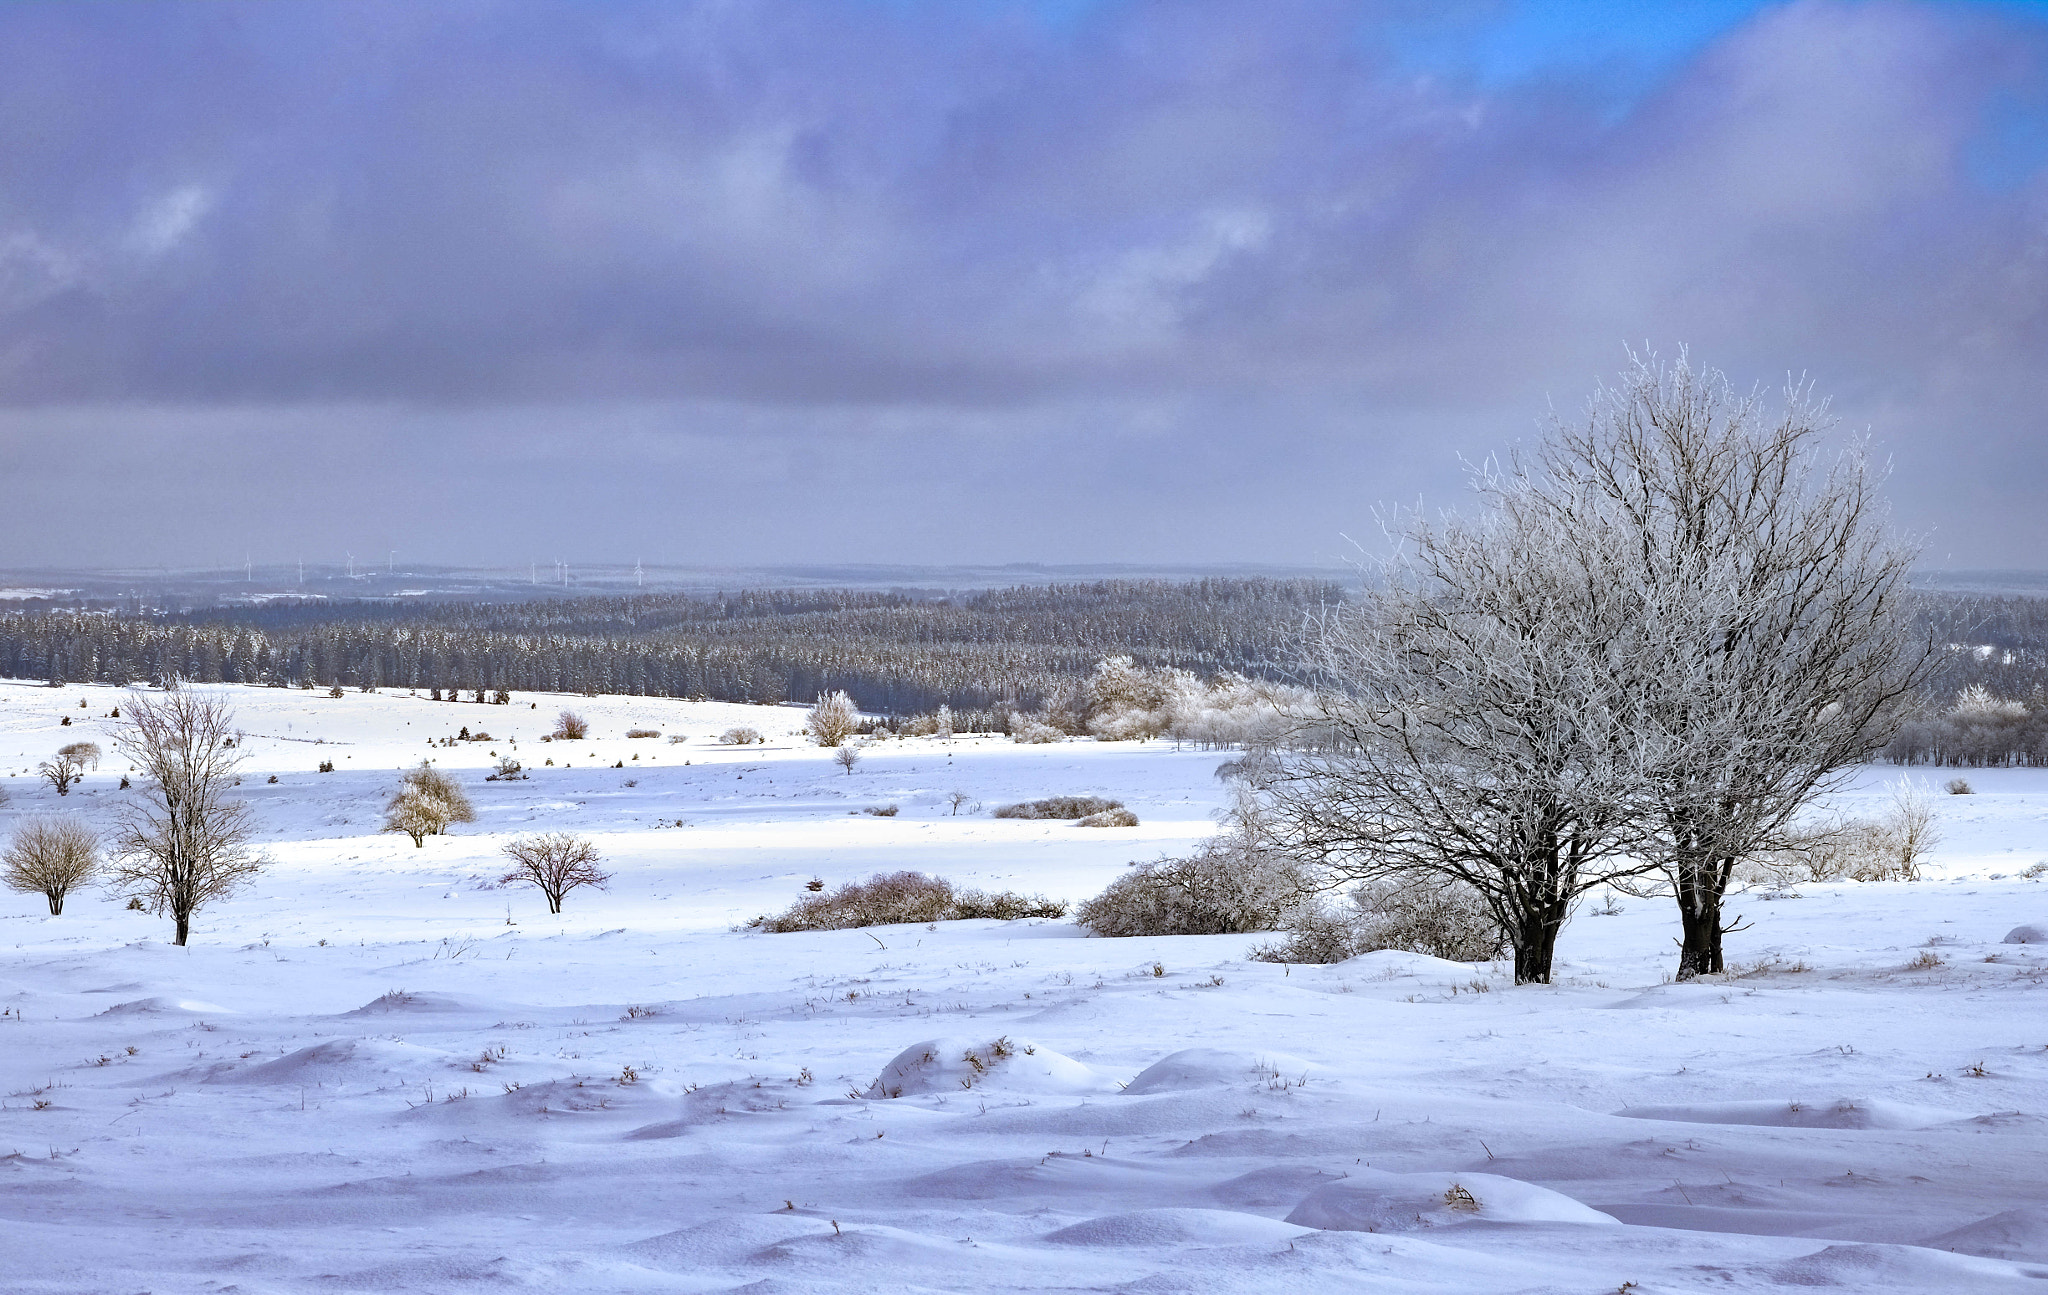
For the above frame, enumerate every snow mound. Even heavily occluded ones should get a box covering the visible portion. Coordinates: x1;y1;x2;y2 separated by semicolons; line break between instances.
1616;1096;1963;1130
864;1037;1110;1098
1121;1048;1320;1095
1043;1208;1310;1247
340;990;485;1017
1286;1169;1618;1232
1921;1207;2048;1262
624;1214;841;1269
2003;922;2048;944
1343;949;1486;976
94;996;231;1016
209;1038;451;1086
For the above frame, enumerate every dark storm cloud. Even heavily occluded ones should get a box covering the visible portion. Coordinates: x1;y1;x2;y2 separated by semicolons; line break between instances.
0;0;2044;567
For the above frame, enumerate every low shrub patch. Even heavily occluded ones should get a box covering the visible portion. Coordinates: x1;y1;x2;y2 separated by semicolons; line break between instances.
993;795;1122;820
747;871;1066;931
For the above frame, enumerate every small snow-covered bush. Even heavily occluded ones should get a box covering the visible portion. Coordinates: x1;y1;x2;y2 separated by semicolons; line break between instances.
1251;875;1507;964
747;872;1064;931
1076;807;1139;827
1076;836;1315;937
861;804;898;816
994;795;1122;820
1946;778;1973;795
1010;720;1066;744
667;734;689;744
720;727;764;745
625;728;660;739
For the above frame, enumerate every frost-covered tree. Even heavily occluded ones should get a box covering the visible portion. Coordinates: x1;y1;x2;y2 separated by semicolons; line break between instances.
1510;350;1926;977
382;762;477;847
1256;489;1666;984
106;690;266;945
3;816;99;915
806;690;859;747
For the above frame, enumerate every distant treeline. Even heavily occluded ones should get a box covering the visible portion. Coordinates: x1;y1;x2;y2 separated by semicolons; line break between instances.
0;579;1345;727
5;582;2048;762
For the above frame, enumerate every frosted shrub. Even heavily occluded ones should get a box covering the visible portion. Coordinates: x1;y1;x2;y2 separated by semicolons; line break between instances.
993;795;1122;820
1076;807;1139;827
1010;719;1066;744
1748;784;1940;885
747;871;1064;931
382;762;477;847
552;710;589;740
625;728;660;739
806;691;860;747
720;727;764;745
1076;836;1315;937
1251;876;1507;964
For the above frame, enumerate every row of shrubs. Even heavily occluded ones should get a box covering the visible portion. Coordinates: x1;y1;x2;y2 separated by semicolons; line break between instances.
746;782;1949;962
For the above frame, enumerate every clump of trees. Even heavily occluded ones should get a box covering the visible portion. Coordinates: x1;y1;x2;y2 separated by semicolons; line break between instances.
3;816;100;915
382;763;477;846
1228;350;1927;983
105;690;267;945
500;832;609;913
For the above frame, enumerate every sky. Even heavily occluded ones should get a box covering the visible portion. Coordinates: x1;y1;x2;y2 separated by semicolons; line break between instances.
2;0;2046;573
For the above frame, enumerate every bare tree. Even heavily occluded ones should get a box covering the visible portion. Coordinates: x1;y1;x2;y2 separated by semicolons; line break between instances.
552;710;589;740
1257;490;1666;984
3;816;99;914
1508;350;1927;977
105;690;266;945
500;832;609;913
807;691;860;747
834;745;861;775
946;790;976;816
38;751;84;796
382;763;477;846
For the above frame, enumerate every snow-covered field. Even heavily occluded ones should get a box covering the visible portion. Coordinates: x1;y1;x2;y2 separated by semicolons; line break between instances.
5;680;2048;1293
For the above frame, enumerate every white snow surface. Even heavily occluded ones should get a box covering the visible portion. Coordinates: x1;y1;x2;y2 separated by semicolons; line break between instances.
2;680;2048;1292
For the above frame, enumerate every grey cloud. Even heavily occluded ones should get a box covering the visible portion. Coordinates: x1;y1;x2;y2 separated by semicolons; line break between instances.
0;0;2043;568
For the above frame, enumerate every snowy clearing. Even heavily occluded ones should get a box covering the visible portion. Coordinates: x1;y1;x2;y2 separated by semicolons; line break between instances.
4;681;2048;1293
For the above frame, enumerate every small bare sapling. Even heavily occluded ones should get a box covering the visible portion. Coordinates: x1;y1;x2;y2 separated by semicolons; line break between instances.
500;832;610;914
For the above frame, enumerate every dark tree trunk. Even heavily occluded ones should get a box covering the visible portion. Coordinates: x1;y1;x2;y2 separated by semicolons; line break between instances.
47;892;63;916
1673;855;1733;979
174;908;190;946
1509;899;1569;984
